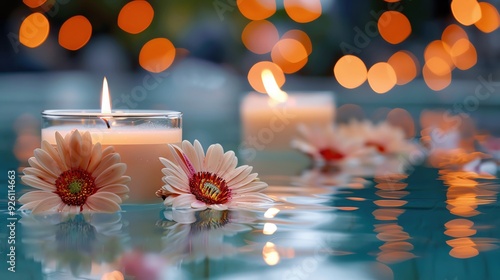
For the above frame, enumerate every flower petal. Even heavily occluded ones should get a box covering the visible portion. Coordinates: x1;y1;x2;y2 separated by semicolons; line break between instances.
18;190;50;204
191;200;207;209
85;196;121;213
68;129;84;169
163;194;178;206
41;141;65;171
19;199;43;211
204;144;224;173
92;153;121;178
162;167;189;184
22;167;57;184
55;131;70;170
34;148;62;178
92;192;123;204
169;144;196;178
229;173;258;190
193;140;206;166
97;184;130;195
224;165;251;183
86;142;103;173
217;151;237;178
31;196;63;214
172;194;197;209
98;175;131;187
21;175;56;191
226;165;253;185
78;131;93;170
182;140;201;172
163;176;190;193
95;163;127;186
232;181;268;193
208;204;228;211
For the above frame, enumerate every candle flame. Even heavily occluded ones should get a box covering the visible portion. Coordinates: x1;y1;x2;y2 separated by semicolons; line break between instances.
261;69;288;103
101;77;111;114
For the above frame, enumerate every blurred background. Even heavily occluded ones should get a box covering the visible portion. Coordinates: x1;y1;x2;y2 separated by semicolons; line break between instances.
1;0;500;167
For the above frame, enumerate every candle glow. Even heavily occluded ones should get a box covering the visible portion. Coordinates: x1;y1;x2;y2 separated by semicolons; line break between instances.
101;77;111;114
261;69;288;103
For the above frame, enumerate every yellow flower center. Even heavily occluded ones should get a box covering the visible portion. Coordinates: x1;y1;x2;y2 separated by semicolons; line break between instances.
55;169;96;207
189;172;231;205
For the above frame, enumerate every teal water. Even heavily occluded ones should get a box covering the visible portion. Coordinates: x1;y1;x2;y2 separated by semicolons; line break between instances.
1;161;500;280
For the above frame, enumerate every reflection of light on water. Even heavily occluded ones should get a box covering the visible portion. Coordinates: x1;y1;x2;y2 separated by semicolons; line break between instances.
263;222;278;235
441;170;499;258
372;174;415;264
264;207;280;218
262;242;280;266
442;171;497;217
372;209;404;221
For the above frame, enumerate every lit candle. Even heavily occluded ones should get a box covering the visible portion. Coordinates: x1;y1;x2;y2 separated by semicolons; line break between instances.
241;70;335;152
41;78;182;204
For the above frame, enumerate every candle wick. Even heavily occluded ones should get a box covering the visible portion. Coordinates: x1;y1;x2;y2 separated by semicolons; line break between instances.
102;118;111;129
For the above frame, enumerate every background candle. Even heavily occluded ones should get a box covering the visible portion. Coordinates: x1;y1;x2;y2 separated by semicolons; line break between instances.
240;92;335;150
41;110;182;204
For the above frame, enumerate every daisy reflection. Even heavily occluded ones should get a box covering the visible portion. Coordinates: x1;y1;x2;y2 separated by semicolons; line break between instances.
157;208;256;263
20;212;126;279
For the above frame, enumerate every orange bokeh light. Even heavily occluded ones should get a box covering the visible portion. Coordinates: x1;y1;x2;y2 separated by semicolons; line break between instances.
442;24;469;49
23;0;47;8
424;40;455;73
475;2;500;33
423;59;452;91
248;61;285;93
282;30;312;55
242;20;279;54
333;55;367;89
19;13;50;48
387;50;418;85
271;38;308;74
378;11;412;44
118;0;154;34
367;62;397;94
139;38;176;73
451;0;482;26
386;108;416;138
450;39;477;70
284;0;322;23
58;15;92;51
237;0;276;21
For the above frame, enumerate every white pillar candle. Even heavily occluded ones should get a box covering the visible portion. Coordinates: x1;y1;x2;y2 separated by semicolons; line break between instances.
241;92;335;151
41;110;182;204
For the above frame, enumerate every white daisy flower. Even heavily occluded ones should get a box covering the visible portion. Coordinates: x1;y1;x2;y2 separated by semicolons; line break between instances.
156;140;273;210
291;124;365;165
338;119;423;159
19;130;130;214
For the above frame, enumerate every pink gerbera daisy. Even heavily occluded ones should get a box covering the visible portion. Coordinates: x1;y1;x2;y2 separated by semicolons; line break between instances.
19;130;130;214
156;140;273;210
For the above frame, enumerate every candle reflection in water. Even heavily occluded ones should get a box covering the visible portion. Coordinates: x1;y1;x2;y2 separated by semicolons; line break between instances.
440;170;499;259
